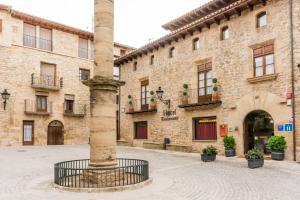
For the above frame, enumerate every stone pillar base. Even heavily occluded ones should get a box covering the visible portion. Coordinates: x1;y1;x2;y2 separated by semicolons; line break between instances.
82;167;125;186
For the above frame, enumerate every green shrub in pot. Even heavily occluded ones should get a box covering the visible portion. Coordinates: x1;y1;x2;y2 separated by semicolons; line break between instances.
245;148;264;169
201;146;218;162
268;136;287;161
223;136;236;157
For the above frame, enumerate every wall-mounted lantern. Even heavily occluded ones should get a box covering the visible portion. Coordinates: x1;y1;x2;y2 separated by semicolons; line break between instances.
156;87;171;109
1;89;10;110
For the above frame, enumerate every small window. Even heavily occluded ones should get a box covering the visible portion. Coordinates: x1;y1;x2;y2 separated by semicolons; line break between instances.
79;68;90;80
169;47;175;58
64;100;74;113
253;44;274;77
257;12;267;28
221;26;229;40
135;121;148;139
133;62;137;71
78;38;89;59
193;117;217;140
150;55;154;65
36;95;47;112
23;23;36;48
193;38;200;50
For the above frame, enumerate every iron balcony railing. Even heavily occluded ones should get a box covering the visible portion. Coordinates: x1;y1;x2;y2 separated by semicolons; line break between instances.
178;88;217;105
63;103;87;117
54;158;149;189
23;34;53;51
31;73;63;90
24;99;53;115
127;97;157;113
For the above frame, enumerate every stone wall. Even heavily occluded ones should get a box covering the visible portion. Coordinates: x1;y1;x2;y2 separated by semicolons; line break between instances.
120;0;297;160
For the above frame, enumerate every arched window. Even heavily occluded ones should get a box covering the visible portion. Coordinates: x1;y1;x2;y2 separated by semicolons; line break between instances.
221;26;229;40
257;12;267;28
150;55;154;65
193;38;200;50
169;47;175;58
133;61;137;71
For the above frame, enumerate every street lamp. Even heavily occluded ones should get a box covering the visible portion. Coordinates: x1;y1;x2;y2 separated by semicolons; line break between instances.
1;89;10;110
156;87;171;109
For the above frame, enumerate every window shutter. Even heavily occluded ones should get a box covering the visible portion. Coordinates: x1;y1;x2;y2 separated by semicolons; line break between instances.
264;44;274;54
254;47;263;57
0;19;2;33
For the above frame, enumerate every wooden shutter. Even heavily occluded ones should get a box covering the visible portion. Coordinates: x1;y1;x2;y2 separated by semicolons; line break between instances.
195;118;217;140
0;19;2;33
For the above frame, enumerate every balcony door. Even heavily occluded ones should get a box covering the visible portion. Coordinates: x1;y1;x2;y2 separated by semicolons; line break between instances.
41;63;56;87
198;62;213;103
141;80;149;111
23;121;34;146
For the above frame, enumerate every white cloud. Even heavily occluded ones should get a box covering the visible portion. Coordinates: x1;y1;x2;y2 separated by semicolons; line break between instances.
1;0;209;47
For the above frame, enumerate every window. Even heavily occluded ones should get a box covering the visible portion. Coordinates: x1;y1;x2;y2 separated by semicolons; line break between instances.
135;121;148;139
257;12;267;28
150;55;154;65
221;26;229;40
169;47;175;58
39;27;52;51
113;66;120;80
79;68;90;80
193;117;217;140
23;121;34;145
78;38;88;59
141;80;149;111
64;100;74;113
253;44;274;77
133;62;137;71
40;63;56;87
198;62;213;102
23;23;36;48
36;96;47;112
193;38;200;50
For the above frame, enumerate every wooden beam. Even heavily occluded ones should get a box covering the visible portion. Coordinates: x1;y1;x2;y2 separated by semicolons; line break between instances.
246;3;254;11
204;22;211;29
234;8;241;16
188;30;194;36
223;13;230;21
213;18;220;25
196;26;202;33
260;0;266;6
180;33;186;40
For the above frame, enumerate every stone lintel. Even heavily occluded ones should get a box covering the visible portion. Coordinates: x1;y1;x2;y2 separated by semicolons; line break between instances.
82;76;125;92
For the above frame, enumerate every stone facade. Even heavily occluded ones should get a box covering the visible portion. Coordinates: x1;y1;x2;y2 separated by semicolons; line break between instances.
117;0;300;160
0;5;133;147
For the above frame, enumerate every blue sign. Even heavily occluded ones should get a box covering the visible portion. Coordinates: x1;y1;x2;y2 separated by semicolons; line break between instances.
278;125;284;132
285;123;293;132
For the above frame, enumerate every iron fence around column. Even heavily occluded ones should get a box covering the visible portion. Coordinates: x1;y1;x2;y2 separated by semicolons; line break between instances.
54;158;149;189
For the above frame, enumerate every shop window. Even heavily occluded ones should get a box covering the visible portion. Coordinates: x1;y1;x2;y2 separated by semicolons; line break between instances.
257;12;267;28
135;121;148;139
79;68;90;80
253;44;274;77
169;47;175;58
193;38;200;50
198;62;213;103
221;26;229;40
193;117;217;140
141;80;149;110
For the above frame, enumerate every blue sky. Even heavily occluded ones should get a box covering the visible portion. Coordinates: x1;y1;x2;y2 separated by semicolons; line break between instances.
0;0;209;47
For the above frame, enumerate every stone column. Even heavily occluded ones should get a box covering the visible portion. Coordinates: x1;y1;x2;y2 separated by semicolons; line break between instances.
83;0;124;168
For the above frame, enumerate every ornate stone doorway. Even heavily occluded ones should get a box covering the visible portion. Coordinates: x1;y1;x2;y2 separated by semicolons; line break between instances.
47;120;64;145
244;110;274;154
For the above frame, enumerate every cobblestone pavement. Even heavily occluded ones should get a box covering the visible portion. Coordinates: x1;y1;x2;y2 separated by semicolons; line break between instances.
1;145;300;200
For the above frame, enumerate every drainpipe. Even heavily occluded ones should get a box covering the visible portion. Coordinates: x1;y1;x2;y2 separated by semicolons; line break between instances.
289;0;296;161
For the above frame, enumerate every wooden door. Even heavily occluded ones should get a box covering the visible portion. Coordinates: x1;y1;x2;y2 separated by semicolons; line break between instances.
23;121;34;146
48;125;64;145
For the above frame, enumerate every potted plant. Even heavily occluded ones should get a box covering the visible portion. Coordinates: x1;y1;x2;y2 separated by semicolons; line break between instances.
182;84;189;105
128;95;134;112
149;91;156;110
212;78;219;101
201;146;218;162
268;136;287;161
223;136;236;157
245;148;264;169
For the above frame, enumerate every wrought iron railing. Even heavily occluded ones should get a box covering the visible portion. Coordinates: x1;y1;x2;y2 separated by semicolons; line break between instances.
24;99;53;114
63;103;87;116
178;88;216;105
23;34;52;51
127;97;156;112
54;158;149;188
31;73;63;90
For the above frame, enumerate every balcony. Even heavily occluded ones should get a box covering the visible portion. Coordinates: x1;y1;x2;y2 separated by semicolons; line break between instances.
24;99;52;116
23;34;53;51
31;73;63;91
126;97;157;115
178;89;222;111
63;103;87;118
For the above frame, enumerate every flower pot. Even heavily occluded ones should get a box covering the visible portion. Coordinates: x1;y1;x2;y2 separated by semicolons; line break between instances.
149;102;157;110
271;152;285;161
247;159;264;169
225;148;236;157
182;96;189;105
201;154;216;162
128;105;134;113
212;92;219;102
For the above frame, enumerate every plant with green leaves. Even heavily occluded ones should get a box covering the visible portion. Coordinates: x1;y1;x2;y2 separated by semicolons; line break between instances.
268;136;287;153
223;136;236;150
202;146;218;155
183;83;189;90
212;78;218;84
245;148;263;160
150;91;155;102
128;95;133;105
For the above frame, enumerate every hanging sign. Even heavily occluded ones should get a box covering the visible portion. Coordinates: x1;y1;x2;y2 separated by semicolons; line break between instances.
161;109;178;121
277;125;284;132
284;123;293;132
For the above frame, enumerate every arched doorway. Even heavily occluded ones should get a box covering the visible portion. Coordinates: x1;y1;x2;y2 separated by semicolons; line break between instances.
47;120;64;145
244;110;274;154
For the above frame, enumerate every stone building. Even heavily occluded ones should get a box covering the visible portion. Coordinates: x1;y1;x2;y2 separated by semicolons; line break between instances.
115;0;300;160
0;4;134;146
